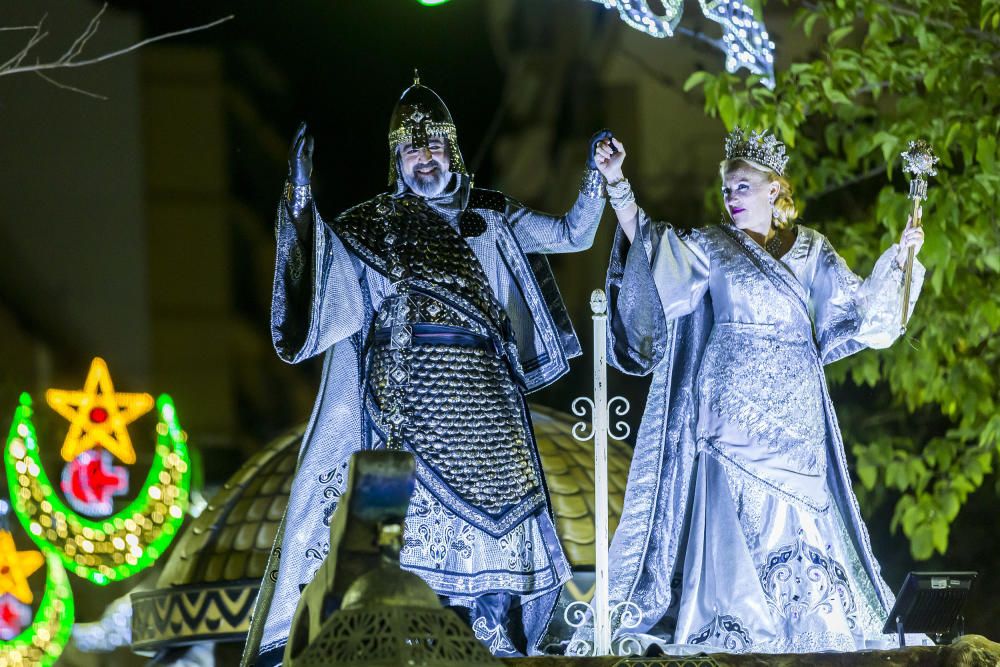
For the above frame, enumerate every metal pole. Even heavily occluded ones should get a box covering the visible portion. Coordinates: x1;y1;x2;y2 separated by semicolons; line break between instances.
899;190;923;332
590;290;610;655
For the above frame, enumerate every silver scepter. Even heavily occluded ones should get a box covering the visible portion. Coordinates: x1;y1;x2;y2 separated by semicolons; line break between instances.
899;140;937;332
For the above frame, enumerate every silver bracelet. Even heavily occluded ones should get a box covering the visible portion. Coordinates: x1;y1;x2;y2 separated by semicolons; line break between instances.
606;177;635;210
284;181;312;214
606;177;630;194
610;189;636;210
580;168;606;198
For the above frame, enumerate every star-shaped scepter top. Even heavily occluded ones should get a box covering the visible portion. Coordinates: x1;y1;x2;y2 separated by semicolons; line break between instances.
900;139;938;201
0;530;44;604
901;139;938;178
45;357;153;465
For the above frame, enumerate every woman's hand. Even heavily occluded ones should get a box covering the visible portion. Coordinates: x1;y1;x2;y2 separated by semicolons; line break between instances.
595;137;626;184
895;205;925;268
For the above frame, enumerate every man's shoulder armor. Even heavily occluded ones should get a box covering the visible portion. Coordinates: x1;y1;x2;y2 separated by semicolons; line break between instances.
467;188;508;214
338;193;393;221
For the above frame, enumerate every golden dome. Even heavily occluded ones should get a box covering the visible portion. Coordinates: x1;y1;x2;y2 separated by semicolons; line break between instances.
531;404;632;567
131;405;633;650
131;424;301;651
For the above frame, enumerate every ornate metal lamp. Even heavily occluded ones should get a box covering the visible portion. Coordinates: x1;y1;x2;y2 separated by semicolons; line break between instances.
284;451;502;667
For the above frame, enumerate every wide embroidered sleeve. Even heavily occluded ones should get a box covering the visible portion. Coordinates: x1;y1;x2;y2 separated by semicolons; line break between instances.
811;234;925;364
505;169;606;253
271;194;366;363
639;209;711;323
606;209;709;375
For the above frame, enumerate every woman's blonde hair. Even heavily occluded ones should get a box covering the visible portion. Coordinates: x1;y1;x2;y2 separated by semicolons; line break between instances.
720;158;799;230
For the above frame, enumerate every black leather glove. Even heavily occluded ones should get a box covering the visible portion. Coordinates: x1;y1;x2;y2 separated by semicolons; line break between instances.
288;121;314;186
588;128;615;169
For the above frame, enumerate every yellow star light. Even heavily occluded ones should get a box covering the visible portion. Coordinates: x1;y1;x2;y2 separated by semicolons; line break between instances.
45;357;153;465
0;530;44;604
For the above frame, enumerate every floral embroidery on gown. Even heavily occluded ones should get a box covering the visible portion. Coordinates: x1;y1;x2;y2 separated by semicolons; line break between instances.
600;211;925;653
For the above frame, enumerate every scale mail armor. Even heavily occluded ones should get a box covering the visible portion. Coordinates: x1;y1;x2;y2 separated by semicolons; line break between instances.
339;193;546;534
245;74;606;666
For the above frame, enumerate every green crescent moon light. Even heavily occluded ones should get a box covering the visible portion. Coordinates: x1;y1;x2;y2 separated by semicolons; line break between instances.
5;393;191;585
0;551;74;666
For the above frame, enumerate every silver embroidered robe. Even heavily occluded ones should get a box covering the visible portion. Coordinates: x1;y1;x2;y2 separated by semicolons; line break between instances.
249;173;604;664
602;211;925;653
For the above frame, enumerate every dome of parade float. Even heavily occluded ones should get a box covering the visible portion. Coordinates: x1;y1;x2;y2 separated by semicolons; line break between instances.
130;405;631;651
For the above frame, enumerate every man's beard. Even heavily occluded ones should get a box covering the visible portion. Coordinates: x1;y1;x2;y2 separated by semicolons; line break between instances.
403;160;452;197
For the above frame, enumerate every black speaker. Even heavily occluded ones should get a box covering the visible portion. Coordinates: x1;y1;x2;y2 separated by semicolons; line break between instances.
882;571;977;646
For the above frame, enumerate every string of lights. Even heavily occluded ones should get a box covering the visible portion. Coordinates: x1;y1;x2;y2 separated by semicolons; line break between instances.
5;393;191;585
591;0;775;86
0;546;74;666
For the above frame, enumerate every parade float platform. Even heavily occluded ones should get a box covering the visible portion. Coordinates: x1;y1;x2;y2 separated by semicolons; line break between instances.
499;635;1000;667
127;408;997;667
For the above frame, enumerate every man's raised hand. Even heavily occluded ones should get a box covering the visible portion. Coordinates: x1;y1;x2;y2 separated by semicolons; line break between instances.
288;122;315;186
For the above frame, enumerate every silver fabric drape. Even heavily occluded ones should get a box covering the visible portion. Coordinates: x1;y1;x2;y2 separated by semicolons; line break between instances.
244;173;605;666
600;212;925;653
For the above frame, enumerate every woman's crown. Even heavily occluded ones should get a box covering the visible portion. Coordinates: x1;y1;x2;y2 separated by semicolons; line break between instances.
724;127;789;176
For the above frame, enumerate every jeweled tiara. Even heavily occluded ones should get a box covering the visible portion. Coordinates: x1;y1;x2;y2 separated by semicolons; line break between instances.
724;126;789;176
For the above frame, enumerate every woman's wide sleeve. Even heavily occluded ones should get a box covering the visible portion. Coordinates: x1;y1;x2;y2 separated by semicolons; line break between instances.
639;209;711;322
811;234;925;364
271;197;366;363
606;209;710;375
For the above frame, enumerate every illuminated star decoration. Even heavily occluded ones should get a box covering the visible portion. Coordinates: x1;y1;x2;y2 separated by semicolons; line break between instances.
60;449;130;517
0;530;44;605
0;594;31;640
45;357;153;465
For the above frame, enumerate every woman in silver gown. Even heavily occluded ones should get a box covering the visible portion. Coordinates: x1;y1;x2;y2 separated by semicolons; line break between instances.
588;129;926;653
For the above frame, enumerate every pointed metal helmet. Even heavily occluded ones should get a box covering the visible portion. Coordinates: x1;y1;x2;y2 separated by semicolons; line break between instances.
387;70;467;188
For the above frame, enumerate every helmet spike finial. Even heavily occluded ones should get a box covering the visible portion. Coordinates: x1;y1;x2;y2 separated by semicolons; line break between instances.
413;68;420;85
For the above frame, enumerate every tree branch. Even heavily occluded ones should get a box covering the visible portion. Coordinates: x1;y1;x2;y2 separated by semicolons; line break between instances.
34;70;107;100
806;164;885;201
1;19;47;72
802;1;1000;46
0;3;234;94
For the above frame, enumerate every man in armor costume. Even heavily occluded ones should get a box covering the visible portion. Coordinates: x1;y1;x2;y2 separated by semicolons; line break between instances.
243;74;608;665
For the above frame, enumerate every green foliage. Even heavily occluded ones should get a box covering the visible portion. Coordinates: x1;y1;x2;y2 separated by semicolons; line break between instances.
685;0;999;560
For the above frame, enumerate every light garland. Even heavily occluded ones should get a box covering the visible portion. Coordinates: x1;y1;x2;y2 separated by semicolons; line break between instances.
71;594;132;653
0;596;32;640
591;0;776;86
0;550;74;667
0;532;43;605
60;449;129;517
5;393;191;585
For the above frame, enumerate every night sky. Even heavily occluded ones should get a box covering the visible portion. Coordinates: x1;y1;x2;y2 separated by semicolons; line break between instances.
116;0;509;212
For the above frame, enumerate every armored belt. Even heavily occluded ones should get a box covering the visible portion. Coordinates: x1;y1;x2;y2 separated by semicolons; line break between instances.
372;323;504;355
